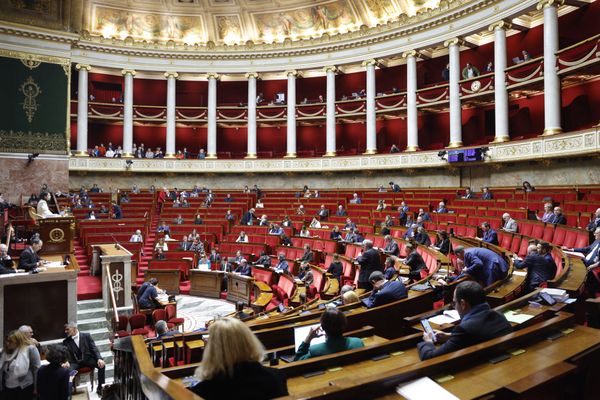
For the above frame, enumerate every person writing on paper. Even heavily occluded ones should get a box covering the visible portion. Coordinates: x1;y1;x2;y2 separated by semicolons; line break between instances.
418;281;512;360
294;308;364;361
189;318;287;399
137;278;164;309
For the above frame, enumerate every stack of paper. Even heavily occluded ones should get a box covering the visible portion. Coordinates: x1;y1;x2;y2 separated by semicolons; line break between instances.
428;310;460;325
504;310;534;324
396;377;459;400
541;288;569;302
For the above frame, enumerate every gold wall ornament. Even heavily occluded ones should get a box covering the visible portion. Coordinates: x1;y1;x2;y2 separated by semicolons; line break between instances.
49;228;65;243
20;55;41;70
20;77;42;123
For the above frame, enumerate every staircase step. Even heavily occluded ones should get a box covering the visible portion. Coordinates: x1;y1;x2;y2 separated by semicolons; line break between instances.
77;299;104;310
78;308;107;320
77;317;109;332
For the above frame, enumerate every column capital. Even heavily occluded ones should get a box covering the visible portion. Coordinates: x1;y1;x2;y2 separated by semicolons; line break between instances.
488;21;512;32
164;71;179;79
285;70;300;77
361;59;378;67
323;66;339;74
401;50;418;59
245;72;259;79
443;38;462;48
537;0;564;10
75;64;91;71
206;72;220;80
121;69;136;76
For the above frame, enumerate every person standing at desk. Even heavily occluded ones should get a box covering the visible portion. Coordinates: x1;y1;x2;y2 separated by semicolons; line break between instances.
355;239;382;290
19;238;44;272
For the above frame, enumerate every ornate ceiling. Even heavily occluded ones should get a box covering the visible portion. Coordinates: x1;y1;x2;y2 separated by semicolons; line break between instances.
81;0;443;45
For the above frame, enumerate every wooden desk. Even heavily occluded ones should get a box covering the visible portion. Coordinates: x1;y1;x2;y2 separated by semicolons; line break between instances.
189;270;224;298
0;265;77;341
227;273;253;304
144;269;180;295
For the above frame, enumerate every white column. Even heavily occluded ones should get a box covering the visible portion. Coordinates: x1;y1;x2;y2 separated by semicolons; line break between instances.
246;72;258;158
75;64;91;156
445;38;463;148
324;66;337;157
539;0;563;135
121;69;135;156
363;59;377;154
207;73;219;158
490;22;510;143
164;72;178;158
403;51;419;151
285;70;298;158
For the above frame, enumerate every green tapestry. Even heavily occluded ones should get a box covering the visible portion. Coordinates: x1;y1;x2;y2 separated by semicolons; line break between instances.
0;51;70;154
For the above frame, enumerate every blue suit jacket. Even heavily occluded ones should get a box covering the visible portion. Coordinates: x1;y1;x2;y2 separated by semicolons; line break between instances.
363;280;407;308
457;248;509;286
482;229;499;245
515;254;557;291
575;240;600;267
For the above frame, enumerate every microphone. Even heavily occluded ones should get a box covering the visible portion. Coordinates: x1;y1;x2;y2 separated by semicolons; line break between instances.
111;234;120;250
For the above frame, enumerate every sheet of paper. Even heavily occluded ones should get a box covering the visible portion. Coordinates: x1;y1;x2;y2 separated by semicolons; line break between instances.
294;323;326;352
443;310;460;320
503;310;534;324
512;271;527;276
428;314;456;325
44;261;64;268
396;377;460;400
563;251;584;259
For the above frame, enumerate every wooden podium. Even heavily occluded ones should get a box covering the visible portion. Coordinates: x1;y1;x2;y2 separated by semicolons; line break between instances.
0;263;77;341
38;217;74;255
227;273;253;304
189;270;224;298
92;244;133;316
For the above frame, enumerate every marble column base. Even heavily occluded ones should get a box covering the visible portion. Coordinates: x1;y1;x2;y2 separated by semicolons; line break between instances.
206;154;218;159
363;149;377;155
491;136;510;143
164;154;176;159
75;151;89;157
284;153;297;158
323;152;336;157
244;153;257;159
405;146;420;152
447;141;463;148
542;128;563;136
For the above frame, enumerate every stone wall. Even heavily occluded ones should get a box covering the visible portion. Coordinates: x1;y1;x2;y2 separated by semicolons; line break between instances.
0;155;69;204
68;157;600;191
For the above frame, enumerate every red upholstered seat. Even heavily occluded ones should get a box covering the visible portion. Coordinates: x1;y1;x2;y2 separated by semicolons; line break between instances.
166;304;184;330
111;315;130;338
129;313;149;336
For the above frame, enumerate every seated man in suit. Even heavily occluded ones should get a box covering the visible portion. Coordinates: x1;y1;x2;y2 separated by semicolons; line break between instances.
501;213;518;233
317;205;329;220
298;244;314;263
461;187;475;199
481;186;493;200
586;208;600;232
564;227;600;293
479;222;498;245
363;271;408;308
452;246;509;287
294;308;364;360
63;322;106;394
273;253;289;274
336;205;347;217
401;244;427;282
548;207;567;225
513;244;557;292
0;243;15;274
234;259;252;276
19;237;44;272
382;235;399;256
417;281;512;360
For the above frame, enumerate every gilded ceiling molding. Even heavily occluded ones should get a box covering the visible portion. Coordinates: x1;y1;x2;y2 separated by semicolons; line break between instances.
488;21;512;31
245;72;260;79
164;72;179;79
323;66;339;73
75;64;91;71
121;69;136;76
401;50;418;58
537;0;565;10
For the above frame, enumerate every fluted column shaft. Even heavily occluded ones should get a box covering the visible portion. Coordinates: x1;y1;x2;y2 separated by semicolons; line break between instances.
122;70;135;156
165;72;178;157
285;71;298;157
540;0;563;135
246;73;258;158
325;67;337;156
207;73;218;158
491;23;510;142
445;39;463;147
403;51;419;151
364;60;377;154
76;64;91;156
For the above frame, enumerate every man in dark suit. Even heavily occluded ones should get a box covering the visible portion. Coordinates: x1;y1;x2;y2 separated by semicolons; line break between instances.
453;246;509;287
234;259;252;276
382;235;399;256
316;205;329;220
480;222;499;245
355;240;383;290
566;228;600;268
481;187;493;200
586;208;600;232
63;323;105;394
298;244;314;263
363;271;407;308
111;201;122;219
514;244;557;292
461;188;475;199
19;237;44;271
402;244;427;281
179;236;193;251
417;281;512;360
548;207;567;225
240;208;256;225
389;182;401;192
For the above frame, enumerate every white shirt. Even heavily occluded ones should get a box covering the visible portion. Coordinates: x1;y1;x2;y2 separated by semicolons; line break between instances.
130;234;143;243
72;333;80;348
37;199;57;218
